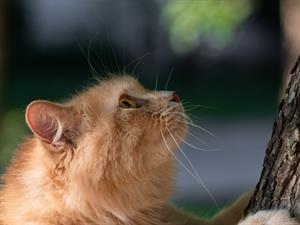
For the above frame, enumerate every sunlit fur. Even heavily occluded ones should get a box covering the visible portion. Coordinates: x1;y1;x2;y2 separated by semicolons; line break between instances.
0;76;251;225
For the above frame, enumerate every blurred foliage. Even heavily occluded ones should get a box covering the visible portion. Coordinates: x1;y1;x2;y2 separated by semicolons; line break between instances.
0;110;28;167
162;0;254;53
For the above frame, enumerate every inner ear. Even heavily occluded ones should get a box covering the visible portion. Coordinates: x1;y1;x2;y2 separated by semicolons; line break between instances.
26;100;76;148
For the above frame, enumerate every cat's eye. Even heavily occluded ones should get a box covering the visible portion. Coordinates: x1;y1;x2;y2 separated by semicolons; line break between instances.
119;94;144;109
119;98;137;108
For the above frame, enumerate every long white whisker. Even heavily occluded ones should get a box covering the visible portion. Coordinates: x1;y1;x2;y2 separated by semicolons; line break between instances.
165;67;174;90
186;122;215;137
160;128;206;186
161;103;180;113
171;128;220;152
173;125;211;148
75;38;100;79
183;105;214;112
165;111;193;123
182;102;216;110
167;128;219;208
123;52;150;72
172;118;215;137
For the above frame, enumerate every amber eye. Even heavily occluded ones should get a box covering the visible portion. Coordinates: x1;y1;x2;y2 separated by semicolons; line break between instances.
119;98;137;108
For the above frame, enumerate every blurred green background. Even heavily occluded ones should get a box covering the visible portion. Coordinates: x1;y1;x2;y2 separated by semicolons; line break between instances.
0;0;287;217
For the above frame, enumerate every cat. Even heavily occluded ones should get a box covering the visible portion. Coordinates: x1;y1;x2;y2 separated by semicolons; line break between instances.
0;75;298;225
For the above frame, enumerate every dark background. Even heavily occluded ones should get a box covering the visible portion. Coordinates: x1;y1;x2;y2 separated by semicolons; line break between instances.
0;0;290;216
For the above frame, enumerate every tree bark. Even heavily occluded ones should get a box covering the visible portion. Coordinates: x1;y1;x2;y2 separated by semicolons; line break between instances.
280;0;300;98
246;56;300;216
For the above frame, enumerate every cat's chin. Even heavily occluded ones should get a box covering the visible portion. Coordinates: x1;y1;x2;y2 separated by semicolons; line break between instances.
167;101;184;113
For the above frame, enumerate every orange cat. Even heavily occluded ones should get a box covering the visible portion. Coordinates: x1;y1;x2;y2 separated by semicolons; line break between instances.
0;76;298;225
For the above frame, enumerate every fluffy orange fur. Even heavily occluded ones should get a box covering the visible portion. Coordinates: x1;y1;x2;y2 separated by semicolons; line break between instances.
0;76;250;225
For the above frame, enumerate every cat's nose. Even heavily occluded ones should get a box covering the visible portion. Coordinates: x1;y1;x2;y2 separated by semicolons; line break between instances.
171;92;180;103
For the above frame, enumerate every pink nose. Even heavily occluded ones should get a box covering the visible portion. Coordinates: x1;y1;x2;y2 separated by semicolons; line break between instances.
171;92;180;103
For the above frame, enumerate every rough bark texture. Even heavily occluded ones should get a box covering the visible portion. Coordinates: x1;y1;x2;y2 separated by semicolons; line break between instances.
246;56;300;216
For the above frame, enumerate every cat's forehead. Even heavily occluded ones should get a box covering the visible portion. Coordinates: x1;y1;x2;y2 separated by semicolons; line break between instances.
102;76;148;95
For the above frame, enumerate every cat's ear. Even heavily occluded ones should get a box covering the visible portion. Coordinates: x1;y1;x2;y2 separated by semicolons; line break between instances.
26;100;79;151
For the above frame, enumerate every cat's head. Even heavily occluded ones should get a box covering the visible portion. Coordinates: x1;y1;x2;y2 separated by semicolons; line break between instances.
25;76;187;183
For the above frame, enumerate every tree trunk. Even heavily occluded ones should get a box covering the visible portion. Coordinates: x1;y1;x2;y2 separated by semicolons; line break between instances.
246;56;300;217
280;0;300;98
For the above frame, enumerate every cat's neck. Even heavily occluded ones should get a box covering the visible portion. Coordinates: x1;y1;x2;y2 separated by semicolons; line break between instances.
64;161;174;223
19;138;175;224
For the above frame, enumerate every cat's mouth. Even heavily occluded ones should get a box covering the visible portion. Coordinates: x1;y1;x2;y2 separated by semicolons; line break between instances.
162;102;185;121
158;102;187;148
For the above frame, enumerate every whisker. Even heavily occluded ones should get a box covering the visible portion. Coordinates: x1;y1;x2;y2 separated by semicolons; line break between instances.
141;104;216;139
172;118;215;137
181;101;197;108
132;54;148;76
183;104;216;112
110;44;121;75
104;33;115;73
166;128;219;208
123;52;150;73
155;73;159;92
75;37;101;80
88;33;112;79
160;128;206;187
180;100;190;105
173;125;211;148
163;104;179;112
165;67;174;91
187;104;216;110
185;122;215;137
165;111;193;123
171;127;220;152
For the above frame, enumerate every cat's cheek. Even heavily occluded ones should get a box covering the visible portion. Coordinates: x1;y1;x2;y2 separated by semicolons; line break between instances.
141;141;173;168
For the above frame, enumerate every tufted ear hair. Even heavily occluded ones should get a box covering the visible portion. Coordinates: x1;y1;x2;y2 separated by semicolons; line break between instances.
26;100;79;151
